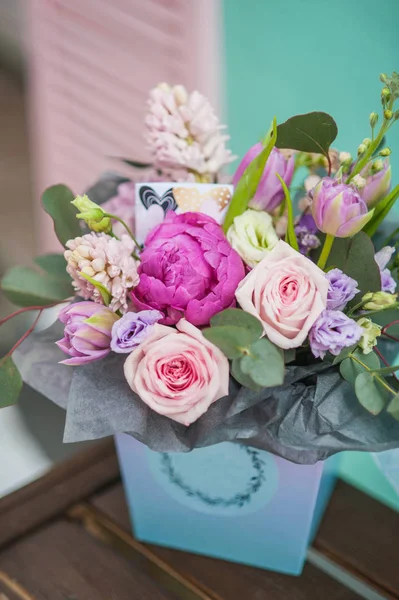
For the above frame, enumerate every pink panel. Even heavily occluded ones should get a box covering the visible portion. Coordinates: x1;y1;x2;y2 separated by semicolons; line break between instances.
26;0;222;252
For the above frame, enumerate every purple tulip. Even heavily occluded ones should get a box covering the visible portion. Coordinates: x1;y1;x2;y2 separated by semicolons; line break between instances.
360;159;391;208
111;310;162;353
233;144;294;212
311;177;373;238
56;301;119;365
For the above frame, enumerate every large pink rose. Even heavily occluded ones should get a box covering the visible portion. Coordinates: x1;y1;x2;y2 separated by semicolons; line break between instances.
124;319;229;426
131;211;245;326
235;241;328;349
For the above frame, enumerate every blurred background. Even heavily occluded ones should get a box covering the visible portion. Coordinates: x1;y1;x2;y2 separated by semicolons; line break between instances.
0;0;398;496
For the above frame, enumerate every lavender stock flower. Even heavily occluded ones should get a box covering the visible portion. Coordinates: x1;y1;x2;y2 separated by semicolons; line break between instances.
309;310;363;359
111;310;163;353
294;213;321;255
325;269;359;310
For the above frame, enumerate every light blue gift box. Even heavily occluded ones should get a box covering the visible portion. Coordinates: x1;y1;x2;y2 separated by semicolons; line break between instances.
115;433;338;575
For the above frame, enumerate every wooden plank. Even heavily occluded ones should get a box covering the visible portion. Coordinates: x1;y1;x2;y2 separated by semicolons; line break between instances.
0;519;176;600
0;439;119;548
90;483;361;600
314;479;399;599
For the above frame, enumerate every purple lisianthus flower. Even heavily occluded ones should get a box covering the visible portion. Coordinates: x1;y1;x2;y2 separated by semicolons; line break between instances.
325;268;359;311
294;213;321;255
375;246;397;293
131;211;245;326
309;310;363;359
111;310;163;353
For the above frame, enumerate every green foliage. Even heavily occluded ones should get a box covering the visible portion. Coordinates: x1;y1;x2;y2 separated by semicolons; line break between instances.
275;112;338;163
33;254;71;282
387;393;399;420
0;356;22;408
276;174;299;251
318;232;381;302
78;271;111;306
363;185;399;238
1;263;73;307
340;349;380;384
223;118;277;233
203;308;285;391
380;72;399;101
355;372;390;415
42;184;82;246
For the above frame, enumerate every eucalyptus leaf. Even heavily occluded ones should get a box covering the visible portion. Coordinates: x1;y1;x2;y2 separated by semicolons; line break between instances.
34;254;70;282
275;112;338;165
240;338;284;387
1;265;73;307
42;184;82;246
231;357;263;391
340;349;380;384
202;326;254;359
210;308;263;339
223;117;277;233
332;343;359;365
355;371;390;415
284;348;296;364
387;393;399;420
317;232;381;301
0;356;23;408
363;185;399;238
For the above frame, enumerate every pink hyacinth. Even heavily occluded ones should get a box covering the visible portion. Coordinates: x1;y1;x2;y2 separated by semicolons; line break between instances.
145;84;235;179
64;232;139;313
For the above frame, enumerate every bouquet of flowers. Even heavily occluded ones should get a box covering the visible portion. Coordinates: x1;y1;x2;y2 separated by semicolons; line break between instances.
2;73;399;464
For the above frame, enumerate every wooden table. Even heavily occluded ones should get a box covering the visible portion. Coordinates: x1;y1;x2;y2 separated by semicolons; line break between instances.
0;440;398;600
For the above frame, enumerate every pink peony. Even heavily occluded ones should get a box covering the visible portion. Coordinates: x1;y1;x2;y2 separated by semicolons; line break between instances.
65;232;139;313
124;319;229;426
235;240;328;349
131;212;245;326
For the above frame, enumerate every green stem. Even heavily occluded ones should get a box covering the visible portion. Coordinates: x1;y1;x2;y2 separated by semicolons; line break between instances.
317;233;334;270
351;355;397;395
357;302;399;319
105;213;141;250
347;101;393;183
382;226;399;248
347;300;368;317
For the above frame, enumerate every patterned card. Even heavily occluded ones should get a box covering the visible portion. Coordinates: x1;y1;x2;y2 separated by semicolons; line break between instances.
135;182;233;244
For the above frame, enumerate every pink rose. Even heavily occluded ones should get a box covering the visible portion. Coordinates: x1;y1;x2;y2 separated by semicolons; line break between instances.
123;319;229;426
235;241;328;349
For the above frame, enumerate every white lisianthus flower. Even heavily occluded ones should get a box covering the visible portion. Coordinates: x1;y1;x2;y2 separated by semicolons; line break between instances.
357;317;382;354
227;209;279;268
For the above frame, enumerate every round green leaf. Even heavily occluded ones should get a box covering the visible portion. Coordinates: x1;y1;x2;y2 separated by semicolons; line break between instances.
0;356;22;408
354;372;390;415
1;265;73;307
210;309;263;340
340;350;380;384
34;254;70;283
240;338;284;387
42;184;82;246
387;393;399;420
231;358;263;391
202;326;255;359
276;112;338;158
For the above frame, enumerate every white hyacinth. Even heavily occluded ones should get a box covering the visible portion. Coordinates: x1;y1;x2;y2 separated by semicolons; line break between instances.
64;233;139;313
145;83;235;180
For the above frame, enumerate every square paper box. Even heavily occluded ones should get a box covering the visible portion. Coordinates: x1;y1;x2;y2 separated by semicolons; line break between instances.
115;434;338;575
135;182;233;244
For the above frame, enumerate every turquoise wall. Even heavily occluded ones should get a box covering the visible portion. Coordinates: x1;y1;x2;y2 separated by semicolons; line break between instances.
223;0;399;197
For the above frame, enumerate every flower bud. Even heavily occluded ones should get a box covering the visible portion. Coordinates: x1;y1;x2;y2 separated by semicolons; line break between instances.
357;317;382;354
369;112;379;128
379;147;391;157
71;194;111;233
311;178;373;238
362;138;372;148
381;87;391;102
372;158;384;172
362;291;398;311
380;73;388;84
357;143;367;156
359;158;391;207
384;109;393;120
352;174;367;190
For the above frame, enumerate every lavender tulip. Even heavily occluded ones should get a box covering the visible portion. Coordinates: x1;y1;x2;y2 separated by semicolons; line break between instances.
311;177;373;238
56;301;119;365
233;144;294;212
360;159;391;208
